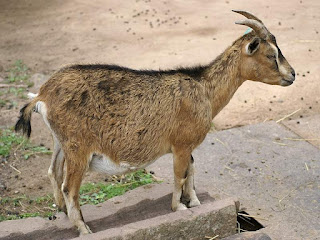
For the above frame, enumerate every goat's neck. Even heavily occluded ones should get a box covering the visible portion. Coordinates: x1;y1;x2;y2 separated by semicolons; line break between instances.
202;46;243;119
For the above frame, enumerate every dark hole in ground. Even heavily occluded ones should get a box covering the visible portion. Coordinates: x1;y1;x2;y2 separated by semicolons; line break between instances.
237;211;264;232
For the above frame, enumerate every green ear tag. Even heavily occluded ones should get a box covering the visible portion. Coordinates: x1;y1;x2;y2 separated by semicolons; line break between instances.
244;28;252;35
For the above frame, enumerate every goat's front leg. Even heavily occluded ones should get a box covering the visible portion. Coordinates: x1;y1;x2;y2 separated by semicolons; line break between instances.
183;155;200;208
171;146;192;211
61;151;92;235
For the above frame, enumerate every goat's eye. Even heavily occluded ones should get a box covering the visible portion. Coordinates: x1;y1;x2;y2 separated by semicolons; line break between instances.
267;55;276;59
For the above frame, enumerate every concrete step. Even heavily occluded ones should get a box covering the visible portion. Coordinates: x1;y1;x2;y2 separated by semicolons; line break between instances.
221;232;272;240
0;184;239;240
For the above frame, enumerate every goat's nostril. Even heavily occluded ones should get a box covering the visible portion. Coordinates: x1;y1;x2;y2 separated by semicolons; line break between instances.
291;70;296;77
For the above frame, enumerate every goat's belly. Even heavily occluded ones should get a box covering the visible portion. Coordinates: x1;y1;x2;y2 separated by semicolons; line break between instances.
89;154;143;175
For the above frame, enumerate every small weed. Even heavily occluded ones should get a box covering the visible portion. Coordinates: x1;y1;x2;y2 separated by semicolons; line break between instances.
0;60;33;101
79;170;155;205
0;129;52;159
6;87;27;99
34;195;53;204
0;99;8;107
6;60;30;84
0;170;156;222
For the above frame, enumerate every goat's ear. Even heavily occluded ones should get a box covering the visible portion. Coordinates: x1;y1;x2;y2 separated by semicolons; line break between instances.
245;37;261;55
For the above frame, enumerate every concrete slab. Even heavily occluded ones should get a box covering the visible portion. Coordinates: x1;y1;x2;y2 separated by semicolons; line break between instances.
221;232;272;240
147;121;320;240
0;183;238;240
78;196;237;240
281;114;320;149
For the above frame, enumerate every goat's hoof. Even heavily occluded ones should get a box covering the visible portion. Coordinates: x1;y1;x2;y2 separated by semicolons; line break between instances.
172;203;188;211
80;224;92;235
188;198;201;208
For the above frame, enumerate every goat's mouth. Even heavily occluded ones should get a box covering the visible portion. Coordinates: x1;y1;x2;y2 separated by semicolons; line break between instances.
280;79;294;86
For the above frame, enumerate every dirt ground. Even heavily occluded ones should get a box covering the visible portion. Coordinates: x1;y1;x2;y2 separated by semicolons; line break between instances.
0;0;319;204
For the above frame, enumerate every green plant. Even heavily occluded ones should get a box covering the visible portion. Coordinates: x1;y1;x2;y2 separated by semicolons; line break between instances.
6;60;30;84
34;195;53;204
0;170;157;222
0;129;52;159
0;129;25;157
79;170;155;205
2;60;33;99
0;99;7;107
7;87;27;99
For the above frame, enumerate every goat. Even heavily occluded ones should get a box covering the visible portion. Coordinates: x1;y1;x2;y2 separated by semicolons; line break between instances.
15;10;295;235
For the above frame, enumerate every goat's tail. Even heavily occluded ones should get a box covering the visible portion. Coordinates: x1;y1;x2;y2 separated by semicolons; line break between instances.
15;99;38;138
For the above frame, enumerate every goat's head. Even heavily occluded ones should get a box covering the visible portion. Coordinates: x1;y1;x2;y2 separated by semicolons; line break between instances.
233;10;295;86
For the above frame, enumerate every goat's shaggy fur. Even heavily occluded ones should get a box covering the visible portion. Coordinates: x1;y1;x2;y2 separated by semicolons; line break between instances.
15;11;295;235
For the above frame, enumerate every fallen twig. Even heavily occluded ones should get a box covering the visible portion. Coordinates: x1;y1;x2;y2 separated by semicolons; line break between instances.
296;40;320;43
9;164;21;174
13;138;26;153
278;188;296;210
272;141;287;146
276;108;301;123
33;205;45;213
0;84;28;88
215;138;227;147
305;163;309;171
284;138;320;141
224;165;234;172
43;206;57;211
205;235;219;240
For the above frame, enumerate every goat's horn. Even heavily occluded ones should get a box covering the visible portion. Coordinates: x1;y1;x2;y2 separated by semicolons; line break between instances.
232;10;263;23
235;19;268;39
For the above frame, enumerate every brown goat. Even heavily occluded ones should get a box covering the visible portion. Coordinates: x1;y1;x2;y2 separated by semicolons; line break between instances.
15;11;295;235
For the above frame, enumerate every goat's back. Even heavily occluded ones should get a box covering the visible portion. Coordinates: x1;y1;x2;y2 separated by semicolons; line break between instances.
37;64;211;164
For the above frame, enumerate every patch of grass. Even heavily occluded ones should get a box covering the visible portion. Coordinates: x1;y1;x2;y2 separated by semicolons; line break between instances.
79;170;155;205
0;99;8;107
6;87;27;99
0;128;52;160
0;60;33;102
0;170;157;222
0;129;25;158
6;60;30;84
0;194;55;221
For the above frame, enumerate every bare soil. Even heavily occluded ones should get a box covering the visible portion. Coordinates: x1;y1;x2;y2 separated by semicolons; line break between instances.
0;0;319;210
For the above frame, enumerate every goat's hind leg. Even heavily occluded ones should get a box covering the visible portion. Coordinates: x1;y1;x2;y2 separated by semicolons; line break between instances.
183;155;200;208
61;151;92;235
171;146;192;211
48;136;66;213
